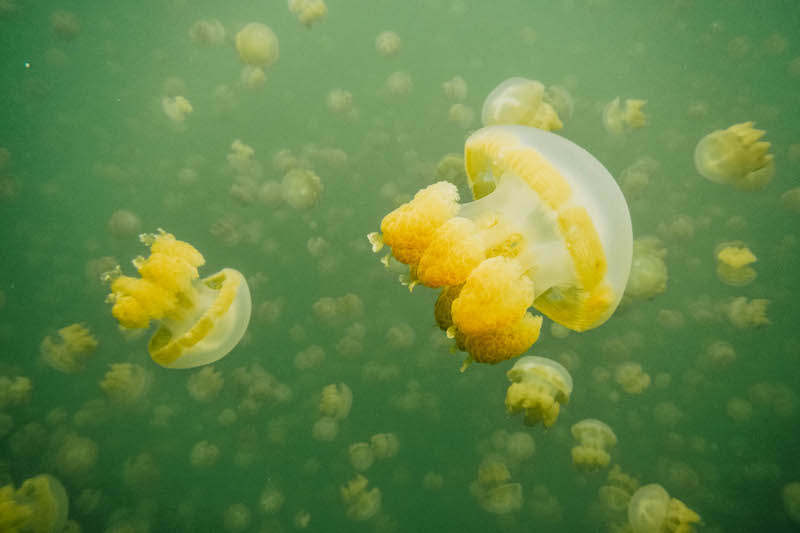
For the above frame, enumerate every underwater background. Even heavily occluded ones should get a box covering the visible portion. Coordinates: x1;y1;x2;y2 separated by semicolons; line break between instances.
1;0;799;531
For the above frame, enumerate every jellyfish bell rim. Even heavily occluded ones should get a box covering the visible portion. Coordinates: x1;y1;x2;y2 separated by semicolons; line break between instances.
464;125;633;330
148;268;251;369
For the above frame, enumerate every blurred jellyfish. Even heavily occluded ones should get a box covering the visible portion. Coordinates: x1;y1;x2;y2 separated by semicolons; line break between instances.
0;474;69;533
341;475;381;521
505;356;572;427
442;75;468;101
259;486;285;515
289;0;327;27
627;484;700;533
190;441;220;468
295;345;325;370
54;433;98;479
223;503;251;532
235;23;279;67
51;10;80;40
108;210;142;239
282;169;323;209
348;442;374;471
162;96;193;125
40;323;98;373
312;416;338;442
482;77;564;130
423;472;444;491
385;71;413;96
723;297;770;329
370;433;399;460
603;97;648;134
504;432;535;463
624;237;668;301
385;322;415;349
694;122;774;191
189;19;226;46
571;419;617;471
615;363;650;395
122;452;160;491
320;383;352;420
240;65;267;90
714;242;756;286
447;103;475;128
726;397;753;422
472;456;522;514
187;367;223;402
784;482;800;524
99;363;151;405
780;188;800;213
375;31;401;56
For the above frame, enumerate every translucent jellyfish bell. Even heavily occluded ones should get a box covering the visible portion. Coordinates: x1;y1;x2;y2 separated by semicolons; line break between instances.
464;125;633;331
628;484;670;533
481;77;563;131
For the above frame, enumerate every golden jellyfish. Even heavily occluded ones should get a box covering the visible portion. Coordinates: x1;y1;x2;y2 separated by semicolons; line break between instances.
615;362;651;395
340;475;381;521
723;296;770;329
570;419;617;471
223;503;251;532
481;77;563;131
447;103;475;129
370;433;400;460
187;366;223;402
368;125;632;368
108;209;142;239
235;23;279;67
505;356;572;427
311;416;339;442
104;229;251;369
472;456;522;514
603;97;648;134
189;19;226;46
348;442;374;471
624;237;668;301
780;187;800;212
40;323;98;373
50;10;80;40
714;242;757;286
442;75;468;102
288;0;327;27
282;169;323;209
694;122;774;191
319;383;353;420
784;482;800;525
190;440;220;468
100;363;151;404
0;474;69;533
627;483;700;533
375;31;401;57
162;96;193;124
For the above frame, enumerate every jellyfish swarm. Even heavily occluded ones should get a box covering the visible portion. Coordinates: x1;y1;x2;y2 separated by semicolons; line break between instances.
369;125;632;368
105;230;251;369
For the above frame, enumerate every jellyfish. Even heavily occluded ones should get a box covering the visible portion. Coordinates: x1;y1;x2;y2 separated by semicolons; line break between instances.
505;356;572;427
100;363;151;404
715;242;757;286
259;486;285;515
190;440;220;468
54;433;99;479
223;503;251;532
51;10;80;40
603;98;648;134
189;19;226;46
340;475;381;521
627;484;700;533
319;383;353;420
348;442;374;471
723;296;770;329
369;125;632;368
615;362;651;395
694;122;774;191
235;23;279;67
442;75;468;101
108;210;142;239
375;31;401;56
571;419;617;471
312;417;338;442
40;323;98;373
472;456;522;514
162;96;193;125
482;78;564;131
624;237;668;301
784;482;800;524
282;169;323;209
288;0;327;27
370;433;399;460
0;474;69;533
103;229;252;369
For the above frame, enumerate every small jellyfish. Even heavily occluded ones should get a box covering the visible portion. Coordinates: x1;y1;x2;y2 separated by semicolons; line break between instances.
505;356;572;427
624;237;668;301
340;475;381;521
40;323;98;373
100;363;152;404
627;484;700;533
235;23;279;67
1;474;69;533
615;362;651;395
282;169;323;209
162;95;193;124
375;31;401;57
369;125;632;368
481;77;564;131
570;419;617;471
189;19;226;46
723;296;770;329
104;229;251;368
602;97;648;134
472;456;522;514
288;0;327;27
348;442;374;471
694;122;774;191
319;383;353;420
715;242;757;286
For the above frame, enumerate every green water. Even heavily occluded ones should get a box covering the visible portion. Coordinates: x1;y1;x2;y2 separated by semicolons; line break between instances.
1;0;799;531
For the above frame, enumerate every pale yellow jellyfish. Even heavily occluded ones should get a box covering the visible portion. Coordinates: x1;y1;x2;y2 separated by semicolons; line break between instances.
240;65;267;90
715;242;757;286
385;71;413;96
54;433;99;479
223;503;251;532
288;0;327;27
603;98;648;134
447;103;475;129
100;363;151;404
624;237;668;300
104;229;251;368
723;296;770;329
784;482;800;525
162;96;193;124
340;475;381;521
312;416;338;442
282;169;323;209
259;486;285;515
187;366;223;402
190;440;220;468
51;10;80;40
481;77;563;131
189;19;226;46
571;419;617;471
370;433;399;460
627;483;700;533
348;442;374;471
108;210;142;239
442;75;468;101
40;323;98;373
599;465;640;512
0;375;31;409
369;125;632;368
694;122;774;191
0;474;69;533
780;187;800;212
375;31;401;56
615;362;651;395
235;23;279;67
472;456;522;514
505;356;572;427
319;383;353;420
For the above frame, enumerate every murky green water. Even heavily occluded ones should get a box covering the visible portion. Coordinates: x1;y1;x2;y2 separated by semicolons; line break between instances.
1;0;799;531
